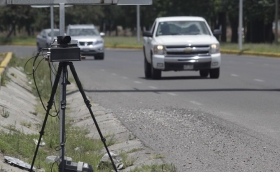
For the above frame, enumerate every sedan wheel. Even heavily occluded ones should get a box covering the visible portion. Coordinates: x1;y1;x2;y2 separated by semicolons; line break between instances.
95;53;104;60
36;43;40;52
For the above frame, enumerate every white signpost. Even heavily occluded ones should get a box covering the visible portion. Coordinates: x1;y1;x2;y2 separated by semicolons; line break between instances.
0;0;152;172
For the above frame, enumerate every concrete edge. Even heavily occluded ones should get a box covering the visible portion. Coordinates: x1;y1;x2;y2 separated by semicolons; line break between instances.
0;52;13;87
221;49;280;58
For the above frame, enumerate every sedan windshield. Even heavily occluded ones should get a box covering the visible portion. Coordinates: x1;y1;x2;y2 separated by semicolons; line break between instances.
156;20;211;36
69;28;99;36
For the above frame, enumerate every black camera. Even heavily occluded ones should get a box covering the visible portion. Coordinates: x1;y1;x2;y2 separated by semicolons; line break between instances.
49;36;81;62
57;36;71;45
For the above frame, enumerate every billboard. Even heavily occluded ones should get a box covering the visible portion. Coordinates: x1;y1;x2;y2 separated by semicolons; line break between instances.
0;0;152;5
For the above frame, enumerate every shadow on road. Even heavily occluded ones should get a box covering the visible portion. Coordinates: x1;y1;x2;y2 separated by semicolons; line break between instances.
67;88;280;96
138;76;212;80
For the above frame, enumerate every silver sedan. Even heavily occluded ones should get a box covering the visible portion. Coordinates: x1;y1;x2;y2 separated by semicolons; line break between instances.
36;28;60;51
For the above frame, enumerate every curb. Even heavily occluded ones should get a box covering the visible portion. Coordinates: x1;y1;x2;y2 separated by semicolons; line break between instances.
105;45;280;58
221;49;280;58
0;52;12;87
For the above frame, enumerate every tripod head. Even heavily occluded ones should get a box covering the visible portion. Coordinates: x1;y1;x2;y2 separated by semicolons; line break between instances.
57;36;71;45
45;36;81;62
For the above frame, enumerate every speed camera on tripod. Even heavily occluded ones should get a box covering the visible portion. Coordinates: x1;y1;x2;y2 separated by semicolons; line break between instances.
49;36;81;62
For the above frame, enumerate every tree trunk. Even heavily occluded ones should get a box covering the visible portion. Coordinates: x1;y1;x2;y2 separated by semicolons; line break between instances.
218;12;227;42
228;15;238;43
7;23;16;38
264;23;274;43
26;26;31;36
246;19;274;43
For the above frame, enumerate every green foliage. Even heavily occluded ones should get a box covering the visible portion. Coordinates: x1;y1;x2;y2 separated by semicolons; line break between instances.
0;1;277;43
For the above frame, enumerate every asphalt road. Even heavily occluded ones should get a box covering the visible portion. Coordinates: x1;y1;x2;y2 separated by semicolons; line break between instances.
3;46;280;171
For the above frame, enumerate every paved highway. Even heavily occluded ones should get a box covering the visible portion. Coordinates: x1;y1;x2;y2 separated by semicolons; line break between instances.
2;46;280;171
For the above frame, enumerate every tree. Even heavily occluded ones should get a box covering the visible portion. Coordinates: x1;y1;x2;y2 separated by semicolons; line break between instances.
0;6;37;38
244;0;275;43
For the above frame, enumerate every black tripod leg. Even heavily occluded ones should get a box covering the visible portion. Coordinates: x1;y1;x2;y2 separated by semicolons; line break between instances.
30;63;63;172
68;62;118;172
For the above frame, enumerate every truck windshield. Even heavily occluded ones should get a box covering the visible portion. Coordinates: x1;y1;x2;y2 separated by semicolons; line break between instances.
156;21;211;36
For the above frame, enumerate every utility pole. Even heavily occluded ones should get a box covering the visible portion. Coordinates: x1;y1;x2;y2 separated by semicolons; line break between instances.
238;0;243;50
137;5;140;43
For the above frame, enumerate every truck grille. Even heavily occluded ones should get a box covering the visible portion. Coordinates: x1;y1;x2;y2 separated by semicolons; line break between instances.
165;45;210;56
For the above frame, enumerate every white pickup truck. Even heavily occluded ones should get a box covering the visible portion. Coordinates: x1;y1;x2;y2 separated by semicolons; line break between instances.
143;16;221;79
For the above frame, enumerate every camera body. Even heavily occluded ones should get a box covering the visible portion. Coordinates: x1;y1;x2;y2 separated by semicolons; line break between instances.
49;36;81;62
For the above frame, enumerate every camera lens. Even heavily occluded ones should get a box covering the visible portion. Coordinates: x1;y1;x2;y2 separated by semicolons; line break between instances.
57;36;71;45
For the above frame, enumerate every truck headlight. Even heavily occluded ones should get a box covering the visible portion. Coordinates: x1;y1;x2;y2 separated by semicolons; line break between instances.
210;44;220;54
154;45;166;55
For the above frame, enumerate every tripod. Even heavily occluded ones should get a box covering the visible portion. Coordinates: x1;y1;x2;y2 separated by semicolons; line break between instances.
30;62;118;172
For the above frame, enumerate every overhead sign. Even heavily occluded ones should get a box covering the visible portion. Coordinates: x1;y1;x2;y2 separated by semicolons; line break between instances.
0;0;152;5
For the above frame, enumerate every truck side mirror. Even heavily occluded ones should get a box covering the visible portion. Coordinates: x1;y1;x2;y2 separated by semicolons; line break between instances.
213;29;221;36
143;31;153;37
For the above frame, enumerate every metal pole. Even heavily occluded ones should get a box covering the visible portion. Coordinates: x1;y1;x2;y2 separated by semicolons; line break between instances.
275;0;278;44
59;3;65;36
238;0;243;50
50;5;55;86
59;3;65;172
137;5;140;43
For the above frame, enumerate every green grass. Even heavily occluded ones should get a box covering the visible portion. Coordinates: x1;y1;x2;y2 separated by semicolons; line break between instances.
220;42;280;54
103;36;143;48
0;36;36;46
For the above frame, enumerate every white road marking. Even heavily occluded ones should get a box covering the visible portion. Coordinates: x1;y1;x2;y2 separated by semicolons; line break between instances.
149;86;157;89
167;93;177;96
190;101;202;106
254;79;264;82
134;81;142;84
231;74;239;77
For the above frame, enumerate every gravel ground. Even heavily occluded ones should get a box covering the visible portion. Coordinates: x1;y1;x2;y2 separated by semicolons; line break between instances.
92;103;280;172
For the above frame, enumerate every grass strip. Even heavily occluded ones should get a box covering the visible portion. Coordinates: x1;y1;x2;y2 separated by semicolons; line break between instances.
1;36;280;56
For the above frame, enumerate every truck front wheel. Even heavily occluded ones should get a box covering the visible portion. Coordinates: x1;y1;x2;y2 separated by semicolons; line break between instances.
210;68;220;79
144;48;151;78
199;70;209;78
151;55;161;79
